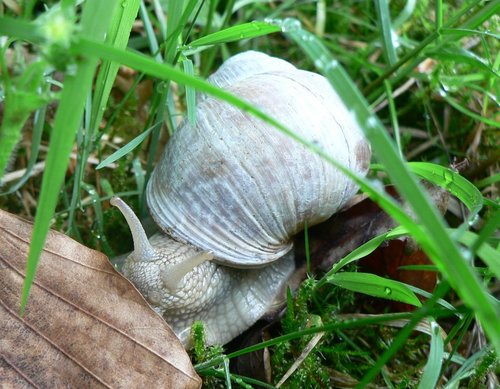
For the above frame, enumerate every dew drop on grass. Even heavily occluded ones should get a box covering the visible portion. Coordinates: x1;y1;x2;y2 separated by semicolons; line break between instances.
391;30;400;49
460;247;473;262
324;59;339;71
384;287;392;295
313;54;330;71
300;32;313;42
281;18;302;32
468;214;480;228
264;17;280;26
368;178;384;192
364;115;380;137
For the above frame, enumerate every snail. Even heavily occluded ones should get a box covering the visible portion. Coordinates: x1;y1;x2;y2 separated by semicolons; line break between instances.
111;51;371;348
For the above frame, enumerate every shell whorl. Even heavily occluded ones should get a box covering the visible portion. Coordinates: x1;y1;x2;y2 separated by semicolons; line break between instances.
147;51;370;267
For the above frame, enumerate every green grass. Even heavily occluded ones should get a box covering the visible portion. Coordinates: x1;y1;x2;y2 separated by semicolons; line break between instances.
0;0;498;387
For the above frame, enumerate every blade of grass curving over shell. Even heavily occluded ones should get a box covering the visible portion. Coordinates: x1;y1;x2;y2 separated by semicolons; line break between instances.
72;27;478;278
20;0;119;313
4;10;497;352
72;35;427;248
283;22;500;353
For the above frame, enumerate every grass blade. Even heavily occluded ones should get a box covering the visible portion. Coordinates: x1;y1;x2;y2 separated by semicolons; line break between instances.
96;122;161;169
182;56;197;125
407;162;484;222
418;320;444;388
282;21;500;354
328;272;422;307
374;0;398;65
20;0;119;312
187;21;281;48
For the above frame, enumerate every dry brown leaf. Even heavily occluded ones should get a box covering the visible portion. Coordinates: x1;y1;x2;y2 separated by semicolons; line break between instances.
0;209;201;389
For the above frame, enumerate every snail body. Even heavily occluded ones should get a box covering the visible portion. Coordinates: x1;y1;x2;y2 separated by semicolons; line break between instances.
113;51;370;347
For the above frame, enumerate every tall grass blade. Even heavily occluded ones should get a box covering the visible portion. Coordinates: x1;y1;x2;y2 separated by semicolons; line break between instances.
182;56;197;125
328;272;422;307
96;122;161;169
407;162;484;222
418;320;444;388
187;21;281;48
20;0;119;312
283;21;500;354
374;0;398;65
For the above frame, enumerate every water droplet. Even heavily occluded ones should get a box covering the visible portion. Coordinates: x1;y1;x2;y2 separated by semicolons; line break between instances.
324;59;339;71
264;18;281;26
366;115;379;131
384;287;392;295
313;54;329;70
121;1;127;8
468;214;480;228
438;88;448;98
314;58;324;69
281;18;302;32
368;178;384;192
297;31;313;42
460;247;473;262
391;30;400;49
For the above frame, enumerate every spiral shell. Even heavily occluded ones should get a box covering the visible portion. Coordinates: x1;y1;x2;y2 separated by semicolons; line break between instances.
147;51;370;267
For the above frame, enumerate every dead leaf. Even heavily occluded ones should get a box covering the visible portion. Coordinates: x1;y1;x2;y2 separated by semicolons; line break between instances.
0;209;201;389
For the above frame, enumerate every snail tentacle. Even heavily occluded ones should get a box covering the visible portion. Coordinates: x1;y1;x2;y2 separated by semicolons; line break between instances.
159;251;213;291
111;196;157;262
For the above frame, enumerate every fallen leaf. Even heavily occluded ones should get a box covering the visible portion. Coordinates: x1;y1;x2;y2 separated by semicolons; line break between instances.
0;209;201;389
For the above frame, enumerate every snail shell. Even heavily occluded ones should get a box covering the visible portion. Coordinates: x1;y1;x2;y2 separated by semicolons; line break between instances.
147;51;370;268
113;51;371;347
